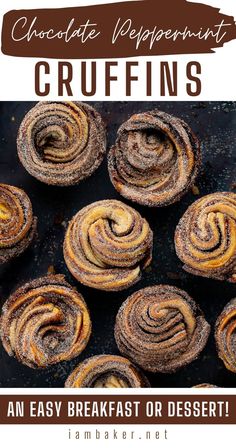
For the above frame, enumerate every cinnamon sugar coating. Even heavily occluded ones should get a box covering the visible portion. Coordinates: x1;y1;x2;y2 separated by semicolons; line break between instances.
65;354;150;388
108;110;200;207
0;183;37;263
17;102;106;186
215;299;236;373
115;285;210;373
0;275;91;368
63;199;153;291
175;192;236;282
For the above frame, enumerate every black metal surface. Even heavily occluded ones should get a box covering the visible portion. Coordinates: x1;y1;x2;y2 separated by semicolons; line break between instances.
0;101;236;388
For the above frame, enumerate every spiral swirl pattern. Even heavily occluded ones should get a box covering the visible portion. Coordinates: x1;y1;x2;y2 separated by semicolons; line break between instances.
108;110;200;207
215;299;236;373
65;354;150;388
17;102;106;186
115;285;210;373
0;184;37;264
63;200;153;291
175;192;236;282
0;275;91;368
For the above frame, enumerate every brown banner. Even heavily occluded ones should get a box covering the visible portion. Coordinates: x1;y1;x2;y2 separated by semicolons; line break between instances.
1;0;236;59
0;395;234;424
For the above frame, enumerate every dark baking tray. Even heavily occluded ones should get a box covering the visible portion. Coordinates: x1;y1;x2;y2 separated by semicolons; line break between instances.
0;101;236;388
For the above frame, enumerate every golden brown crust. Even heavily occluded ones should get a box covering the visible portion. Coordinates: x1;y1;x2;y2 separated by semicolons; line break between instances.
193;384;218;388
115;285;210;373
0;183;37;264
0;275;91;368
215;298;236;373
175;192;236;282
65;354;150;388
17;102;106;186
63;199;153;291
108;110;200;207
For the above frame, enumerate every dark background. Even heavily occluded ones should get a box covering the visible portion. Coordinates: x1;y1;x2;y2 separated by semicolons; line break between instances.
0;101;235;388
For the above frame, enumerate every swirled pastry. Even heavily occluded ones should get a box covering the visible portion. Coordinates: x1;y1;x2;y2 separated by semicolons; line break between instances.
108;110;200;207
215;299;236;373
175;192;236;282
0;275;91;368
0;183;37;264
115;285;210;373
193;384;218;388
17;102;106;186
63;199;153;291
65;354;150;388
